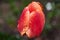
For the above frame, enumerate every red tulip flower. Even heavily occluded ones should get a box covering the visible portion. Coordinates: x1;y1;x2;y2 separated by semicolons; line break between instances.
17;1;45;38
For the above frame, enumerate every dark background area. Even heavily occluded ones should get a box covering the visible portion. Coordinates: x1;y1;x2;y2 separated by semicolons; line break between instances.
0;0;60;40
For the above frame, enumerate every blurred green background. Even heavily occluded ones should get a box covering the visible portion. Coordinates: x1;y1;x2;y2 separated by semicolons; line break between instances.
0;0;60;40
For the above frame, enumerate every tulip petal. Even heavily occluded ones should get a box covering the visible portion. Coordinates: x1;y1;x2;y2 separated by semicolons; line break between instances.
17;7;30;36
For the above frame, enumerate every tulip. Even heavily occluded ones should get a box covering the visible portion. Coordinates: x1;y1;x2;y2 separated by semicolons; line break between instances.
17;1;45;38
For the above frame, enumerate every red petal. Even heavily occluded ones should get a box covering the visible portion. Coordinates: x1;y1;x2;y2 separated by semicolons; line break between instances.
26;11;45;38
17;7;30;35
